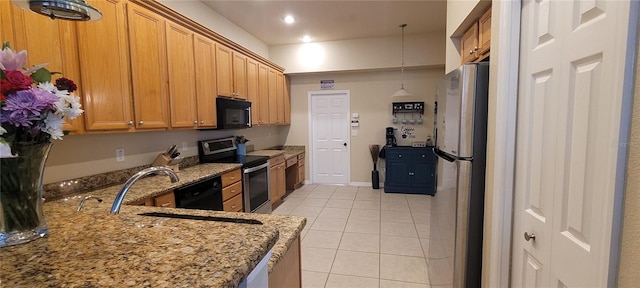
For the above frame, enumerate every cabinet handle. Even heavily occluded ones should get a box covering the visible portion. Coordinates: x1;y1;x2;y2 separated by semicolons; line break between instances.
398;155;402;158
473;46;478;51
128;120;134;126
231;204;237;209
469;50;474;55
138;120;144;126
193;120;198;125
409;172;415;176
200;120;204;124
160;202;171;207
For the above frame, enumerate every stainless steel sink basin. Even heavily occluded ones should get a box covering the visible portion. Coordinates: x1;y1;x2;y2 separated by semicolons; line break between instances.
138;212;263;225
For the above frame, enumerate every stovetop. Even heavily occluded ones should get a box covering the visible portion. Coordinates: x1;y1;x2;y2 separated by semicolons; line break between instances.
198;137;269;168
210;154;269;168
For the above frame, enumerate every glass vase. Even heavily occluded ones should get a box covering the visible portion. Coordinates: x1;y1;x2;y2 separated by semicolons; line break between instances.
0;142;52;247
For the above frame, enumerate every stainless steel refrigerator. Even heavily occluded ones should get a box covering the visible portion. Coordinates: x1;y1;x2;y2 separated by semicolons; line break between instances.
429;62;489;288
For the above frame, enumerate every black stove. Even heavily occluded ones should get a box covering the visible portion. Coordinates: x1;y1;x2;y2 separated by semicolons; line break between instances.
211;155;270;168
198;137;268;168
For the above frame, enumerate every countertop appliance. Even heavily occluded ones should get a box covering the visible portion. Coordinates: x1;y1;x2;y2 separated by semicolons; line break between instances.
430;62;489;287
385;127;397;147
216;97;252;130
174;176;223;211
198;137;271;214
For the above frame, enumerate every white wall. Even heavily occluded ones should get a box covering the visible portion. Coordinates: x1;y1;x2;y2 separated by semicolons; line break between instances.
270;32;445;74
157;0;269;58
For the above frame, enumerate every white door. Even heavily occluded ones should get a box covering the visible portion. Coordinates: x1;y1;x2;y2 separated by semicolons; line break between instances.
309;90;350;184
512;0;632;287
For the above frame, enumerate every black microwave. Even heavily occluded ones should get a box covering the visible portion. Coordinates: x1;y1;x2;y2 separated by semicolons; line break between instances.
216;97;252;129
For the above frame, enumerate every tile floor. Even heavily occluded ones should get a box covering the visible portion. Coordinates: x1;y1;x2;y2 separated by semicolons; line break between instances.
272;184;433;288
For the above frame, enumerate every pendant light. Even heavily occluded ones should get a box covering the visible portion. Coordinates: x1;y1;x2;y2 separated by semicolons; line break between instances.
12;0;102;21
391;24;411;97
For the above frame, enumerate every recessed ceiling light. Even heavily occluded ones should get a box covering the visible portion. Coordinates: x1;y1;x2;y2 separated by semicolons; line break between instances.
301;35;312;43
284;15;295;24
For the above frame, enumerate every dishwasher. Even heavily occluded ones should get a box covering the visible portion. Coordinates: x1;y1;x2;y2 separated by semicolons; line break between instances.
174;176;223;211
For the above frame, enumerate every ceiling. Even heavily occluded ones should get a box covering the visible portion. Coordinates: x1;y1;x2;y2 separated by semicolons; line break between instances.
199;1;447;46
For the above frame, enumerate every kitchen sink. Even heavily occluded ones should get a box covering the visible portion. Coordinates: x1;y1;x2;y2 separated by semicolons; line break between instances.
138;212;263;225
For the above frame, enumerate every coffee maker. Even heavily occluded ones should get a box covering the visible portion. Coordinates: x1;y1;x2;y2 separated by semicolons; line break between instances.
386;127;397;147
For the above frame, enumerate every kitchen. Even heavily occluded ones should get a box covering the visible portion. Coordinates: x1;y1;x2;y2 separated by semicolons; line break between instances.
1;0;640;287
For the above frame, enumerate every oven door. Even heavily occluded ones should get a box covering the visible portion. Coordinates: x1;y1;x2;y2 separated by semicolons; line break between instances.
243;162;271;213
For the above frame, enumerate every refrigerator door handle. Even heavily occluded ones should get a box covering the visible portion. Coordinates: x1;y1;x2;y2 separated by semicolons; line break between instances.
434;147;456;162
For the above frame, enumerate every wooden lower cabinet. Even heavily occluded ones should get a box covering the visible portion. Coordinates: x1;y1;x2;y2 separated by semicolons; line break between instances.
222;169;243;212
270;155;286;205
153;191;176;208
269;236;301;288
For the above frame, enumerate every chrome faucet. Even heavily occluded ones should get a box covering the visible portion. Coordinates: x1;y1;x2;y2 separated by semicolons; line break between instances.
77;196;103;211
110;167;180;214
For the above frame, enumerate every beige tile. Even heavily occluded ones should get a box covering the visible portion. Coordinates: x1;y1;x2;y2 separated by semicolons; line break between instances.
339;232;380;253
356;192;381;202
331;250;380;278
380;235;424;257
308;190;335;199
412;212;431;225
409;201;431;213
380;193;408;203
325;274;380;288
300;228;310;240
272;203;295;215
415;224;431;239
319;207;351;219
380;279;431;288
302;270;329;288
349;209;381;221
335;186;359;193
357;186;380;193
291;206;323;218
427;258;453;286
326;199;354;209
420;238;430;258
300;198;329;207
380;254;429;284
298;184;318;191
313;185;338;193
302;247;337;273
330;191;357;200
311;217;347;232
353;200;381;210
381;210;414;224
345;219;380;235
289;189;312;198
381;222;418;238
381;201;410;211
302;230;343;249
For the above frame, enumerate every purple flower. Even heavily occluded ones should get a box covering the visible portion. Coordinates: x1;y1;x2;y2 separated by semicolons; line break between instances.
1;88;58;127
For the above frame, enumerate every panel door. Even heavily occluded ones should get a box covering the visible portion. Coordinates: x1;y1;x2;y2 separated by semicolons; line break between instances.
386;161;411;187
267;68;278;124
127;3;169;129
232;51;247;99
275;72;285;124
311;92;350;184
512;0;632;287
246;58;260;125
194;34;217;128
215;44;234;98
166;21;196;128
257;64;270;125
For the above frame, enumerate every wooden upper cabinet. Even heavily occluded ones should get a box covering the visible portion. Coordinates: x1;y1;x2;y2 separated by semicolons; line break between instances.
257;64;270;125
461;22;479;63
267;68;278;124
166;21;197;128
215;44;234;98
477;8;492;58
284;75;291;125
9;4;85;134
127;2;170;129
232;52;247;99
275;72;285;125
246;57;260;125
194;34;218;128
77;0;134;131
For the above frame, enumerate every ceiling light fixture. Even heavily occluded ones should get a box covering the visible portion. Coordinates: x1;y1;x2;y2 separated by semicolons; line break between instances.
12;0;102;21
284;15;295;24
391;24;411;97
301;35;312;43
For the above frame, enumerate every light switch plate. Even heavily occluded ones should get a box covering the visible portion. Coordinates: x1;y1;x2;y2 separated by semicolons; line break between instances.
351;130;358;136
181;141;188;152
116;148;125;162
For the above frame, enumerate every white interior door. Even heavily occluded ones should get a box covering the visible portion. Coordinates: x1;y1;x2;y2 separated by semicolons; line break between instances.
309;91;350;184
512;0;632;287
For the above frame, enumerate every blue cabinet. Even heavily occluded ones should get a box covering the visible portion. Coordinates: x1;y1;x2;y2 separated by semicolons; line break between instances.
384;146;436;195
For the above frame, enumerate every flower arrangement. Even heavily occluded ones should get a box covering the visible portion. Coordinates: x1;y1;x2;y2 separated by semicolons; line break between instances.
0;42;83;157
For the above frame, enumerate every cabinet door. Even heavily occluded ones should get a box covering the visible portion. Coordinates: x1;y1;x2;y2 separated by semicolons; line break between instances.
277;162;286;198
477;8;492;57
232;52;247;99
275;72;285;125
267;68;278;125
246;58;261;125
10;5;85;133
194;34;218;128
461;22;479;63
257;64;270;125
154;192;176;208
386;161;411;187
77;0;133;131
270;165;280;203
215;44;234;98
166;21;197;128
284;75;291;125
127;3;170;129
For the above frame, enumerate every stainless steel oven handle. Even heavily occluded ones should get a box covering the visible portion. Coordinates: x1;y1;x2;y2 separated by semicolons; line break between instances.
243;162;269;173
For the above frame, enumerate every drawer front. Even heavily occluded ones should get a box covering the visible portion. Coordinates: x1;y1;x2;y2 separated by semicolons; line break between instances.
286;157;297;168
270;154;285;166
154;192;176;208
298;166;305;182
223;193;243;212
221;169;242;187
222;181;243;201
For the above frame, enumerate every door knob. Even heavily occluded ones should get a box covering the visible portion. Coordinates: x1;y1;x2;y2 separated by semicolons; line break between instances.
343;143;347;147
524;232;536;241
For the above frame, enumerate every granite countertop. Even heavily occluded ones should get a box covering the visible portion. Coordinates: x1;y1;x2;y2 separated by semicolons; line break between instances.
249;147;305;161
0;162;306;287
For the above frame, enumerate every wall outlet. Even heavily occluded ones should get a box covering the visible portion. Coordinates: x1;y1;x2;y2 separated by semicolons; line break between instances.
181;141;188;152
116;148;125;162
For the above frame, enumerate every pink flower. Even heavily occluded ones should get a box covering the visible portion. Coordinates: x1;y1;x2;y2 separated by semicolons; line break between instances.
0;47;27;71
